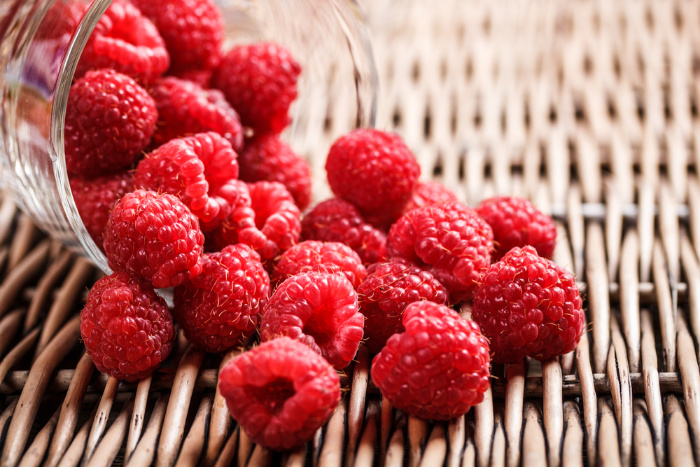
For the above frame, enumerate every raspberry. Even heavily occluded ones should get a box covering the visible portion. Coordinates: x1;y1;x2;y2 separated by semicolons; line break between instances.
239;134;311;210
134;132;239;225
212;42;301;135
173;244;270;353
200;179;253;233
70;171;134;250
387;202;493;303
260;272;363;370
403;181;459;214
75;1;169;85
130;0;223;74
65;69;157;177
357;258;448;353
80;272;175;382
37;1;88;41
150;77;243;151
218;337;340;450
272;241;367;289
301;198;387;266
371;301;490;420
325;129;420;229
475;196;557;259
472;246;585;363
210;181;301;263
103;190;204;289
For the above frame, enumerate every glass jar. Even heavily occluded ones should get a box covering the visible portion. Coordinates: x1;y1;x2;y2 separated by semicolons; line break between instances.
0;0;377;272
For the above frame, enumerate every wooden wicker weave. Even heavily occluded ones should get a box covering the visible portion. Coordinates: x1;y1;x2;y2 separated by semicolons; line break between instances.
1;0;699;465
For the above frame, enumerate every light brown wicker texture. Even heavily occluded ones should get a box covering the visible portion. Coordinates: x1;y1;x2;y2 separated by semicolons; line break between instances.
1;0;699;465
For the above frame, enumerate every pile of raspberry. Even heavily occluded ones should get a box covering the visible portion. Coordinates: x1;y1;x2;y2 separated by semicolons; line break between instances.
70;0;586;452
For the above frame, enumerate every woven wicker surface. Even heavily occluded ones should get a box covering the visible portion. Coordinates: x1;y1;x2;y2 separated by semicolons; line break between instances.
1;0;699;465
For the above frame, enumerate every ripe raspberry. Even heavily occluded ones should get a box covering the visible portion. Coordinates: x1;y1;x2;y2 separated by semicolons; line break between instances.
130;0;223;74
218;337;340;450
103;190;204;289
301;198;387;266
239;134;311;210
358;258;448;353
472;246;585;363
403;181;459;214
260;272;363;370
210;181;301;263
200;179;253;233
476;196;557;259
371;301;490;420
272;241;367;289
325;129;420;229
173;244;270;353
212;42;301;135
387;202;493;303
75;1;169;85
37;1;88;41
70;171;134;250
80;272;175;382
65;69;157;177
150;77;243;151
134;132;239;225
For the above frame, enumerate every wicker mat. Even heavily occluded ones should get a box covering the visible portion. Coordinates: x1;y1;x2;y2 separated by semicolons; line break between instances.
1;0;700;465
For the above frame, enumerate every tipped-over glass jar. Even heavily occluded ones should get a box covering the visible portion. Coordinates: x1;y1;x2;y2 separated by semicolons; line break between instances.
0;0;376;272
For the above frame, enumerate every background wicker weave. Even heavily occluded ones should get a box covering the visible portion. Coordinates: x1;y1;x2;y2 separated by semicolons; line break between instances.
1;0;699;465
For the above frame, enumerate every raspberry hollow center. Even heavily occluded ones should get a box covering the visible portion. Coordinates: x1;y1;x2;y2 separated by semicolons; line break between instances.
247;378;295;415
303;307;337;347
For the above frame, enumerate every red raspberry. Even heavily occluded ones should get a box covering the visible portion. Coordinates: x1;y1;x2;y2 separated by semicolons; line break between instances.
301;198;387;266
75;1;169;85
130;0;223;74
212;42;301;135
239;134;311;210
403;181;459;214
371;301;490;420
218;337;340;450
472;246;585;363
80;272;175;382
103;190;204;289
65;69;157;177
358;258;448;353
70;171;134;250
173;244;270;353
210;181;301;263
387;202;493;303
325;129;420;229
475;196;557;259
272;241;367;289
260;272;363;370
134;132;239;225
200;179;253;233
150;77;243;151
37;1;88;41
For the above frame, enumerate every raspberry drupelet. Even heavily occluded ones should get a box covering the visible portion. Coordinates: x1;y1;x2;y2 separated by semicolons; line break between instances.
358;258;448;353
260;272;364;370
80;272;175;382
212;42;301;135
472;246;585;363
75;0;169;86
65;69;157;177
103;189;204;289
149;77;244;151
387;202;493;303
272;240;367;289
218;337;340;450
301;198;387;266
475;196;557;259
371;301;490;420
134;132;239;225
130;0;224;74
325;129;421;230
238;134;312;210
173;244;270;353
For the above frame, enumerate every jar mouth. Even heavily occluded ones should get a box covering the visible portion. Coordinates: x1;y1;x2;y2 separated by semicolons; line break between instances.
51;0;113;273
